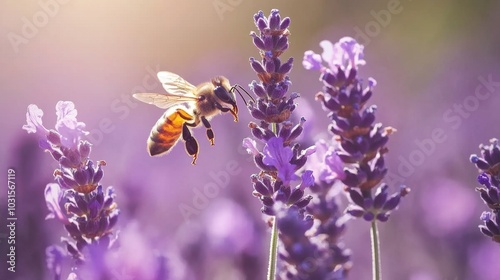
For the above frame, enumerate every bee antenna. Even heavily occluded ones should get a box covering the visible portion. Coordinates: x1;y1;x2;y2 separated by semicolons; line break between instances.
231;84;255;106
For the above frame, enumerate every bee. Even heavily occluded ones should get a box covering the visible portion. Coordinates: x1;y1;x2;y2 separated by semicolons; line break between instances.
133;71;250;165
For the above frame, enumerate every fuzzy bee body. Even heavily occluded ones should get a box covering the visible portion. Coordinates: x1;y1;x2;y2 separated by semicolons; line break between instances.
148;107;193;156
133;72;239;164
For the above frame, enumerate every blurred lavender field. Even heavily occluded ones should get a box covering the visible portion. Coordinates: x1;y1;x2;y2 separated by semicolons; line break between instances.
2;1;500;279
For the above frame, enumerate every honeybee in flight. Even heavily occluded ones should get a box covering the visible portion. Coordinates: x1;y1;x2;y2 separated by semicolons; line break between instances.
133;71;250;165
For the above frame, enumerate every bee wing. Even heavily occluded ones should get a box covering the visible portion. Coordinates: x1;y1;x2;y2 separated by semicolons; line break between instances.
132;93;198;110
157;71;197;96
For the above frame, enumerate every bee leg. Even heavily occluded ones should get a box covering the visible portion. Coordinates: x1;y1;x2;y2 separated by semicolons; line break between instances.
201;116;215;145
182;123;199;165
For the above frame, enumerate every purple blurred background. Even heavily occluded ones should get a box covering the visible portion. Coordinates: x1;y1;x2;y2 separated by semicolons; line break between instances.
2;1;500;279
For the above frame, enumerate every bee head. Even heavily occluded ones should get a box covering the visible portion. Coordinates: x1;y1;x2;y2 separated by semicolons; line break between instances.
213;76;238;121
213;77;237;105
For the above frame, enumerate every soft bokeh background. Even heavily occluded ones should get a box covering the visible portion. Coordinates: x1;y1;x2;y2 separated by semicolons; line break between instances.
2;0;500;279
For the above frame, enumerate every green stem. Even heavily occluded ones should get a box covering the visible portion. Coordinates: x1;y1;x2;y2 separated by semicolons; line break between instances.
266;121;278;280
267;217;279;280
371;220;381;280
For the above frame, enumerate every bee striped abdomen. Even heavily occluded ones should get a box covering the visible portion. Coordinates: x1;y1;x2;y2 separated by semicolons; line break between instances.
148;108;193;156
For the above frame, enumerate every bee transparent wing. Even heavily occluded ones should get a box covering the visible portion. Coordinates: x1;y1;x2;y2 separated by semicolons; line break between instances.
132;93;198;110
157;71;197;96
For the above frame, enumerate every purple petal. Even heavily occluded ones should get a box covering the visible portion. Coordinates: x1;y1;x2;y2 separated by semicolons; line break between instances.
294;195;312;208
320;37;366;71
242;138;260;156
348;189;365;208
280;17;290;30
56;101;78;121
324;149;346;181
481;211;492;221
254;180;270;197
485;219;500;235
44;183;69;224
73;169;89;186
368;77;377;88
288;187;304;204
302;50;322;70
382;194;401;210
299;170;314;189
39;138;52;150
249;57;266;74
108;211;119;229
373;190;388;209
346;206;364;218
479;225;493;237
23;104;49;135
78;141;92;159
305;139;343;184
376;213;390;222
249;80;266;98
339;36;366;67
250;32;266;50
301;145;316;157
92;164;104;184
363;212;375;221
263;137;298;184
89;200;101;219
319;40;339;70
477;173;491;187
55;101;89;149
45;245;66;274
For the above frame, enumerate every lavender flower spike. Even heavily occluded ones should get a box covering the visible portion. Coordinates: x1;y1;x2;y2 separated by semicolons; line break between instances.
304;35;410;280
300;138;352;277
245;9;318;279
245;9;315;216
23;101;120;279
470;138;500;243
303;37;409;222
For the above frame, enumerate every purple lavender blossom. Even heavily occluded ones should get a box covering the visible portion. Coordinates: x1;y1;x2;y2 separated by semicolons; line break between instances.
46;245;66;280
479;211;500;242
302;139;352;277
55;101;89;149
303;37;409;222
23;104;49;134
307;139;346;186
244;10;315;217
262;137;299;184
23;101;120;279
44;183;69;224
470;138;500;243
245;9;324;279
276;204;351;279
247;9;297;124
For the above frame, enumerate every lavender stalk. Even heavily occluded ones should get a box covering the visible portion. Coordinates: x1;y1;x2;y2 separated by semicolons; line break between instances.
23;101;119;279
243;9;316;279
303;37;410;279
